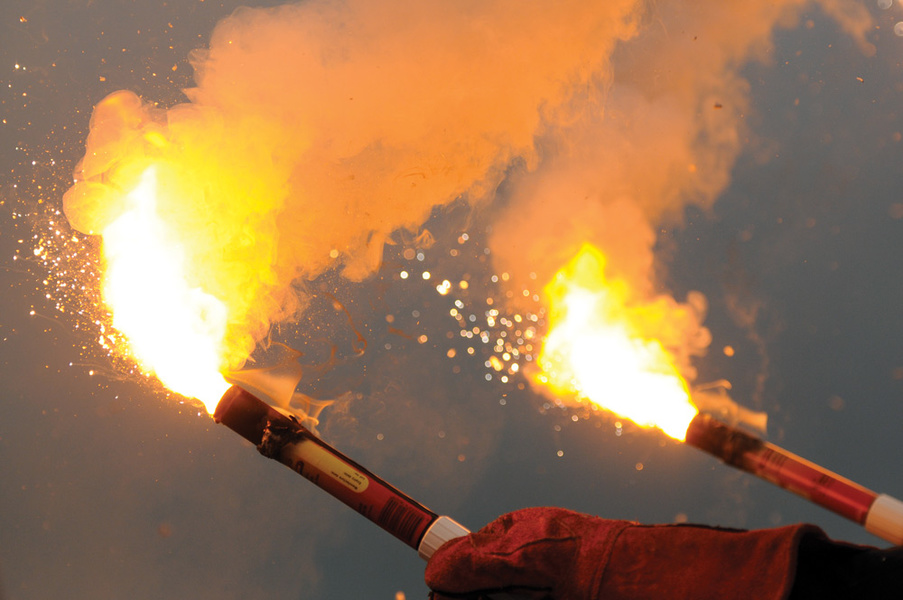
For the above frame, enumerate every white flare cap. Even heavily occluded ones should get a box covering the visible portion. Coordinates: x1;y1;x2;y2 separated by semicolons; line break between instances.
418;515;470;560
865;494;903;546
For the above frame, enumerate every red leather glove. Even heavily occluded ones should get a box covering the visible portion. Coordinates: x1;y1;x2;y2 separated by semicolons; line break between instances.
425;507;817;600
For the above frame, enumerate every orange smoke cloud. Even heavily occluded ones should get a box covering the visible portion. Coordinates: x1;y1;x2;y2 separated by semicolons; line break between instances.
63;0;873;380
489;0;873;383
64;0;645;371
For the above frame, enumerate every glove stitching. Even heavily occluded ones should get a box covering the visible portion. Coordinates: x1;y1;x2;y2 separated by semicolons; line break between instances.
486;536;578;557
587;522;633;600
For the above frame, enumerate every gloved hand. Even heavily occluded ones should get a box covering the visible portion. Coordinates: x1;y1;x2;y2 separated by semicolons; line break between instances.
425;507;816;600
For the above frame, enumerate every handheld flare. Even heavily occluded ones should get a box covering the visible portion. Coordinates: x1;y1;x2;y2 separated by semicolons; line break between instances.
685;413;903;545
214;385;469;559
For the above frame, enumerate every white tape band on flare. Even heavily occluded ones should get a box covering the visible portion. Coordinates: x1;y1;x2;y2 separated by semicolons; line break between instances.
864;494;903;546
418;515;470;560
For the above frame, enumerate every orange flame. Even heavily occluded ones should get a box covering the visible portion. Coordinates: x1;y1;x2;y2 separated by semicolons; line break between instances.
101;166;230;412
534;244;697;440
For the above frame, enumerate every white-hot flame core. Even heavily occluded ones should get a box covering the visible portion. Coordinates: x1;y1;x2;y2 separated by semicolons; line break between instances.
102;167;230;412
535;245;697;440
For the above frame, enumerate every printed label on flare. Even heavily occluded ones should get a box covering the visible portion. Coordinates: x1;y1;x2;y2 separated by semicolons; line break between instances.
292;440;370;493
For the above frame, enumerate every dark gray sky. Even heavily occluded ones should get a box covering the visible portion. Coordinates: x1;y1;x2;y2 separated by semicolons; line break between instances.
2;1;903;599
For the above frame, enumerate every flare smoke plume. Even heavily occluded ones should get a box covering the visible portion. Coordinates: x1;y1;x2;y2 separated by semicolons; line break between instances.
63;0;873;376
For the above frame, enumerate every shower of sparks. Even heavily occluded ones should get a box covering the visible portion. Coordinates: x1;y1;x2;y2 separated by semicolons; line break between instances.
3;56;129;384
446;291;541;385
4;15;216;400
388;228;545;391
386;231;699;445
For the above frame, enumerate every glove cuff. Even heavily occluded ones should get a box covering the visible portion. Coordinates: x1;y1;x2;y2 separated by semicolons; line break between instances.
592;522;820;600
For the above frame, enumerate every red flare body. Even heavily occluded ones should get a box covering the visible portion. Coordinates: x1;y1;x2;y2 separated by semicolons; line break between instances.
214;385;467;558
685;414;876;522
